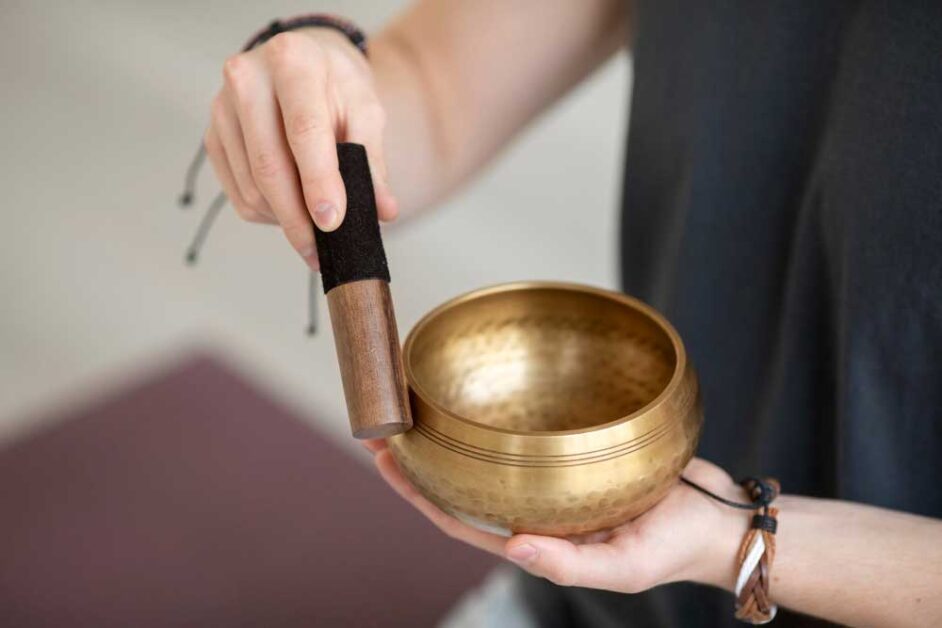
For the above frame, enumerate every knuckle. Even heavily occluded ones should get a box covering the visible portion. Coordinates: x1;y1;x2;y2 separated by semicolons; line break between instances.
265;32;310;63
297;165;337;190
233;204;260;223
241;184;265;209
252;150;283;180
286;111;327;140
222;54;249;89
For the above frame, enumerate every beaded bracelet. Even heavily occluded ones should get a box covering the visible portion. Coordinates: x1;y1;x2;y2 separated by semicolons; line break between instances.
242;14;368;55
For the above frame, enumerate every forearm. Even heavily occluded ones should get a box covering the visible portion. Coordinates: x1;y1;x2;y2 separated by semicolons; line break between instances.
706;494;942;626
368;27;443;215
369;0;628;216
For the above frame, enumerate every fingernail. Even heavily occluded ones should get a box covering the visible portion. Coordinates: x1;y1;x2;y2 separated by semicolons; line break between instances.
300;245;319;270
313;202;338;230
507;543;538;565
380;193;399;221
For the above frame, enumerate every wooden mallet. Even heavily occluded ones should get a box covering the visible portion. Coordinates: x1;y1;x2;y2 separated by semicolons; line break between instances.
314;143;413;439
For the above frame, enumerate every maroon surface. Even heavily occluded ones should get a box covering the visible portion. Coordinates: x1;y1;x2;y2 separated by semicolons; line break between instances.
0;353;496;627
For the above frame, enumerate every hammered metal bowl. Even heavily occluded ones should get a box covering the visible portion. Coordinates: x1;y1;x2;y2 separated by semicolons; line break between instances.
388;282;702;536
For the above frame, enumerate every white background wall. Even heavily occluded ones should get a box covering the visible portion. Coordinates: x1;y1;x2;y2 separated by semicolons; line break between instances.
0;0;631;454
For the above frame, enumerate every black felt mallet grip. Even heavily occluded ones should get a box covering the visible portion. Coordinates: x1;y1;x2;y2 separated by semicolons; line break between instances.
314;144;391;291
314;143;413;439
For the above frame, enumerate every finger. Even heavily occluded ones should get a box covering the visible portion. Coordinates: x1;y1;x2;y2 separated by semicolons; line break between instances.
267;33;346;232
374;450;506;556
566;528;614;545
361;438;387;454
203;125;275;224
223;52;318;268
505;534;622;589
342;91;398;222
211;90;274;220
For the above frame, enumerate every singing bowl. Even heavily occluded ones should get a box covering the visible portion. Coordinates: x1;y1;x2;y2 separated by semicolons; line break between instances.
388;282;702;536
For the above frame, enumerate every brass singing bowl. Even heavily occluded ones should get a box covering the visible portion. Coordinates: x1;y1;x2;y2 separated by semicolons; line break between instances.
388;282;702;536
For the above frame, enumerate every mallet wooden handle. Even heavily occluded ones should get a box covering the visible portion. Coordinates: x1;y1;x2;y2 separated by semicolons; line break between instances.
314;144;412;439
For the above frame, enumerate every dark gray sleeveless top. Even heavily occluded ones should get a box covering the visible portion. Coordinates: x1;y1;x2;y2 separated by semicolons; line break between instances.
520;2;942;626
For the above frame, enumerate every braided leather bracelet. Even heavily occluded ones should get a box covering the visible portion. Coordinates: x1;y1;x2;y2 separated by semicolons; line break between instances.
734;479;781;624
682;476;781;624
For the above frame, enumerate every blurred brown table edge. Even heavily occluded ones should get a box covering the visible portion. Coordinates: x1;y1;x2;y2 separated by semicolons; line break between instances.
0;351;496;628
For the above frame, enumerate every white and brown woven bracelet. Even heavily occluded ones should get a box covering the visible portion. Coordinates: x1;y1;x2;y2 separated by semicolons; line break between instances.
682;475;781;624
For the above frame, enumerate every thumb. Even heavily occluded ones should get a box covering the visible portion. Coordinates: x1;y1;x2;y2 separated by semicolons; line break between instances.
505;535;620;589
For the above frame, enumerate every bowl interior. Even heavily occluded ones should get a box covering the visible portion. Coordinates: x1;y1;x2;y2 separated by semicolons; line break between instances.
407;285;677;432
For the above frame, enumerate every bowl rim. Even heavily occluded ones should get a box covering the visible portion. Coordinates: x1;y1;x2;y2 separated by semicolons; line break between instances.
402;281;688;439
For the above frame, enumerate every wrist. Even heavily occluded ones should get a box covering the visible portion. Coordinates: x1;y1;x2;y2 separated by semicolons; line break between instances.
700;505;750;591
681;480;752;590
